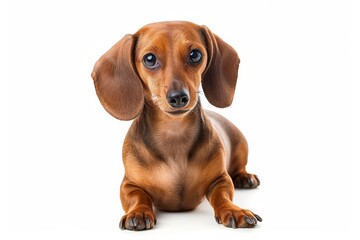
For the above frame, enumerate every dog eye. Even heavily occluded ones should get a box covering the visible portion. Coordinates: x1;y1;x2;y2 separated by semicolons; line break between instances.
189;49;202;64
143;53;158;68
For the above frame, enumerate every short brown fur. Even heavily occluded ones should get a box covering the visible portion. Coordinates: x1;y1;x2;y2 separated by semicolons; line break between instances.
92;21;261;230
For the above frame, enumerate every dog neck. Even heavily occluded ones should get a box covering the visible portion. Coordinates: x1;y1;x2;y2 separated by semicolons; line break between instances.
136;99;208;160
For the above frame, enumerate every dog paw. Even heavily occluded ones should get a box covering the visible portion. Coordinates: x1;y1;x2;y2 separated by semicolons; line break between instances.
232;172;260;189
215;204;262;228
119;207;156;231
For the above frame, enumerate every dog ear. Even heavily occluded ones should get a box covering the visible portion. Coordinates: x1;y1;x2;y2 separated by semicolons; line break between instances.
91;34;143;120
201;26;240;108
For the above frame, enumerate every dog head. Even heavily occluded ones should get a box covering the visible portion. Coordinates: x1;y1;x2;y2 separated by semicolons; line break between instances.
91;21;240;120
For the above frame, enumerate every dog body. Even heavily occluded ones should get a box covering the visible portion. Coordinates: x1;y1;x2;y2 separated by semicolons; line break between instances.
123;105;241;212
92;21;261;230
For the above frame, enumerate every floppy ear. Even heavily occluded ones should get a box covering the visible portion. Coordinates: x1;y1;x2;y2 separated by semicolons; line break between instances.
201;26;240;108
91;34;144;120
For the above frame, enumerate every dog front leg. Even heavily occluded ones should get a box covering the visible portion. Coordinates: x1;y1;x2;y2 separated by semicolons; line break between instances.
206;173;262;228
119;178;156;230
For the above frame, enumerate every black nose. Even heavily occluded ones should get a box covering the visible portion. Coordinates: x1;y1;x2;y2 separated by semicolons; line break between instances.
167;89;190;108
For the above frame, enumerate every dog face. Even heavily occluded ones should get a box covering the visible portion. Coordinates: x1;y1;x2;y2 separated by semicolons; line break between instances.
134;22;208;116
92;21;240;120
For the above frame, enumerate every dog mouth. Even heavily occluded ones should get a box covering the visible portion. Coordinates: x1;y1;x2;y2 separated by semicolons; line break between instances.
166;109;189;115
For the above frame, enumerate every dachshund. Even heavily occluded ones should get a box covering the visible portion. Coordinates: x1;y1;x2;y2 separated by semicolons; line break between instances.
91;21;261;230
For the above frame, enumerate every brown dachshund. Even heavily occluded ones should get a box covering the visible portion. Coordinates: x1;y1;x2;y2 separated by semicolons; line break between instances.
91;21;261;230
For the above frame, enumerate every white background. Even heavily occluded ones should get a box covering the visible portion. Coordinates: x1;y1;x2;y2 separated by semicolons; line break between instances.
3;0;359;239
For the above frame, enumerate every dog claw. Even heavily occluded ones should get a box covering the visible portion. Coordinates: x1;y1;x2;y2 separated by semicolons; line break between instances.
129;217;136;227
254;175;260;186
119;219;125;229
254;214;262;222
244;216;255;225
226;217;236;228
145;217;151;229
248;178;254;186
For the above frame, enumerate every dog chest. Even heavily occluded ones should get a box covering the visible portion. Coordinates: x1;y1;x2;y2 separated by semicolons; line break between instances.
138;158;208;211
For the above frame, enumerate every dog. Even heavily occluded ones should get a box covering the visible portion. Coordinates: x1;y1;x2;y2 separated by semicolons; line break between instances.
91;21;261;230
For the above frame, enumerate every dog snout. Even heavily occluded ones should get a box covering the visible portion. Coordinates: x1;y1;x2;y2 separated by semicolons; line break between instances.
167;89;190;108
